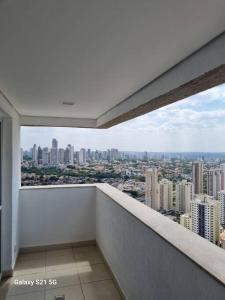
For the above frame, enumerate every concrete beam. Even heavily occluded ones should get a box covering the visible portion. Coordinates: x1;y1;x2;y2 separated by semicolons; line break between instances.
20;115;97;128
97;32;225;128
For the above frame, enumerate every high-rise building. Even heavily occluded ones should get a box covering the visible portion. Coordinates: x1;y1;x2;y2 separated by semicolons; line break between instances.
159;179;173;210
110;149;119;161
42;147;49;165
180;213;192;230
68;144;74;164
191;194;220;244
86;148;92;162
79;148;86;164
192;161;203;194
52;138;58;148
32;144;37;163
145;168;160;210
58;148;65;164
50;138;58;165
207;169;222;199
218;190;225;225
220;163;225;190
37;146;42;164
175;180;193;213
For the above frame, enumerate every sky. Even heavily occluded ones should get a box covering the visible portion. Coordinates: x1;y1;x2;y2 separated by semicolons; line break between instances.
21;83;225;152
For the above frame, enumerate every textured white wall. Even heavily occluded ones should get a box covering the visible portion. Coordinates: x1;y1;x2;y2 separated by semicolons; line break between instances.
19;185;96;248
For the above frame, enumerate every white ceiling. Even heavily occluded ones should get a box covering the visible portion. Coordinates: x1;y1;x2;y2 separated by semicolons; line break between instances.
0;0;225;119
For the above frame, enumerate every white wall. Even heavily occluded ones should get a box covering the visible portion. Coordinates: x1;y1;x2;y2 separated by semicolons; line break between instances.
0;94;21;272
19;185;96;248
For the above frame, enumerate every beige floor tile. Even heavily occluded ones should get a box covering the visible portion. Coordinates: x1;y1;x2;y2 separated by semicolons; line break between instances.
45;285;84;300
74;246;100;255
45;268;80;289
14;259;45;276
18;251;46;262
46;255;76;272
2;290;45;300
0;273;45;297
82;280;121;300
74;247;104;265
78;263;112;284
46;248;73;259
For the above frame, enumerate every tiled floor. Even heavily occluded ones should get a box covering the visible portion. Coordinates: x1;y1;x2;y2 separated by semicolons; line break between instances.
0;245;122;300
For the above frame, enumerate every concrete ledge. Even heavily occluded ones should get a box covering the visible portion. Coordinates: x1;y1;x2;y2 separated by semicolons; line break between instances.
20;184;96;190
96;183;225;286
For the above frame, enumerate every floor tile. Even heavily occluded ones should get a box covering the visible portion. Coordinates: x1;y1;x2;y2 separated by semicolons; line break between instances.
46;248;73;259
0;273;45;297
74;247;104;265
45;285;84;300
46;255;76;272
18;251;46;262
78;263;112;284
14;259;45;276
45;268;80;289
1;290;45;300
82;280;121;300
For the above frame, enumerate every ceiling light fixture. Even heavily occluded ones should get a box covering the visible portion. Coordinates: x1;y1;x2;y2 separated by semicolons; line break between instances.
62;101;75;106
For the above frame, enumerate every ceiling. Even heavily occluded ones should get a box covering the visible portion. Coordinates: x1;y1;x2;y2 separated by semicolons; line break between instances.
0;0;225;119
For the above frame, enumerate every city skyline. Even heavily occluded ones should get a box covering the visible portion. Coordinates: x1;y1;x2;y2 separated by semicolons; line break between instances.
21;83;225;152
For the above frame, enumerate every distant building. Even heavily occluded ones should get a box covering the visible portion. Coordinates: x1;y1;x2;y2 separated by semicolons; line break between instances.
220;163;225;190
110;148;119;161
192;161;203;194
180;213;192;230
191;194;220;244
79;148;86;164
32;144;37;163
159;179;173;210
50;138;58;165
145;168;160;210
218;190;225;225
58;148;65;164
207;169;222;199
42;147;49;165
37;146;42;164
68;144;74;164
175;180;193;213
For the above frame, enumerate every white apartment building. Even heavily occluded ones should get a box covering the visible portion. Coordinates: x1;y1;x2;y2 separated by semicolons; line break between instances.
175;180;193;213
159;179;173;210
42;147;49;165
207;169;222;199
31;144;37;163
191;195;220;244
79;148;86;165
180;213;192;231
218;190;225;225
145;168;160;210
58;148;65;164
220;163;225;190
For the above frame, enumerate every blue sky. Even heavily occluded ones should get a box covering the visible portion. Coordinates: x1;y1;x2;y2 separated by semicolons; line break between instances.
21;83;225;152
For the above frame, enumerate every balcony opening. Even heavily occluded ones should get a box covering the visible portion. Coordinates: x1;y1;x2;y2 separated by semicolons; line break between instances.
20;83;225;250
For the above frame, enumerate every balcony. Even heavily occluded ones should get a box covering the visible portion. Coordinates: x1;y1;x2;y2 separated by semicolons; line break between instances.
1;183;225;299
1;1;225;299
